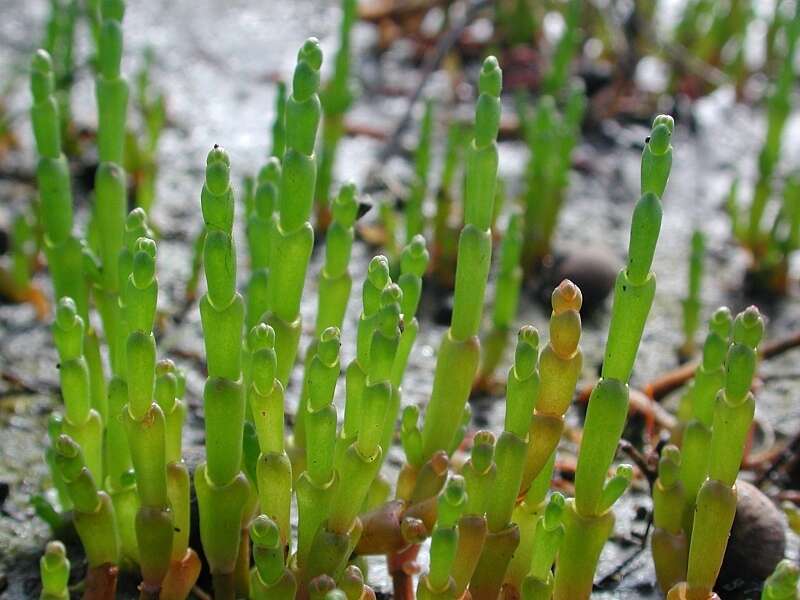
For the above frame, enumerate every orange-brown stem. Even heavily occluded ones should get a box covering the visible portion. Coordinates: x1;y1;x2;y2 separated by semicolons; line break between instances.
83;563;119;600
160;549;202;600
388;543;422;600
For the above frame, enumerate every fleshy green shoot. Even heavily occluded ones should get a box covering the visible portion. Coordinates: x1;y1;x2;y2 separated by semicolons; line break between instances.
680;230;705;358
762;560;800;600
518;80;586;269
39;541;70;600
554;115;673;600
420;56;502;460
27;8;769;599
726;5;800;293
315;0;357;230
267;38;324;385
673;306;764;600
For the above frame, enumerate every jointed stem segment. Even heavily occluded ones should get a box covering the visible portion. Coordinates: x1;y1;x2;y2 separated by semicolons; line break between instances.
555;115;673;600
421;56;502;460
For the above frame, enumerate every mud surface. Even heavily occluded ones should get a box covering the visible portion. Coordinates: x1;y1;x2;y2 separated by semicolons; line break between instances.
1;1;799;598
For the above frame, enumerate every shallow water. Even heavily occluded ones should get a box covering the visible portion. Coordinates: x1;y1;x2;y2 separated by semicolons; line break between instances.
1;1;799;598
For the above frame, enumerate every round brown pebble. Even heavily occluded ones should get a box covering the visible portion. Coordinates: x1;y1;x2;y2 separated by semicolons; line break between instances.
541;247;620;316
717;480;786;588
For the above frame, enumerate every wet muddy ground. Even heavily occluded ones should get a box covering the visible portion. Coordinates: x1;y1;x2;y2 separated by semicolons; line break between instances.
1;1;799;598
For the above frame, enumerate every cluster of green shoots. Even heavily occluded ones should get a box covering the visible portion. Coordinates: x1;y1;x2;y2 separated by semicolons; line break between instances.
0;0;86;314
42;0;79;154
493;0;580;61
13;1;800;596
654;304;765;600
29;0;190;595
493;0;537;47
395;108;502;296
514;0;584;272
669;0;752;95
428;119;468;288
671;0;800;98
314;0;357;231
4;0;168;321
29;7;736;595
373;0;585;293
375;98;440;269
727;4;800;294
516;80;585;270
188;0;355;302
402;99;434;254
123;47;167;217
368;4;586;397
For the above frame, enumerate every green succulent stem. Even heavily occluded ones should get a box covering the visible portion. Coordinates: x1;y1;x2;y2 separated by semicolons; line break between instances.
652;445;689;593
450;513;488;597
677;307;732;533
521;280;582;493
468;524;519;600
477;210;524;384
337;255;390;460
603;116;672;382
294;182;359;463
391;236;429;389
421;57;502;460
315;181;359;335
92;1;129;374
297;328;342;568
39;541;70;600
761;560;800;600
504;450;557;591
153;362;195;595
601;193;663;382
196;146;251;594
685;307;763;598
328;288;402;547
54;434;120;568
43;0;79;149
271;81;287;159
405;100;434;243
119;235;174;592
52;298;103;482
496;330;541;520
9;212;35;291
31;49;88;321
95;1;128;163
552;499;613;600
519;80;585;268
468;328;540;599
526;493;566;586
316;0;356;225
245;159;281;330
556;116;673;599
680;231;705;357
542;0;581;95
417;476;467;599
250;515;297;600
746;5;800;248
267;38;324;385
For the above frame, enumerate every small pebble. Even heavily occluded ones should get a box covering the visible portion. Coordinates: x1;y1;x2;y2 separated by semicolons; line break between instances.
718;480;786;586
